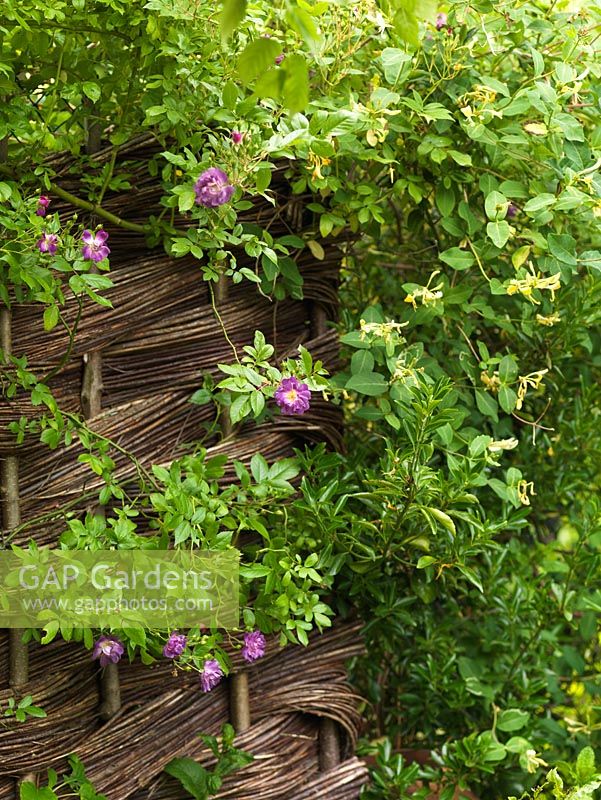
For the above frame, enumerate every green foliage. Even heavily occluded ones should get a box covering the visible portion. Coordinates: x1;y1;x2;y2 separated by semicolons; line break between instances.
2;694;46;723
20;756;106;800
217;332;329;423
164;724;253;800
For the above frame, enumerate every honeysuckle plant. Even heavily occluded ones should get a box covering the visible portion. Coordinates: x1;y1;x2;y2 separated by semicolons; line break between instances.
2;0;601;796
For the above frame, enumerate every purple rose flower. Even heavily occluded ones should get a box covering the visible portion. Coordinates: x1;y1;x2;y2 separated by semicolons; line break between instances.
92;635;124;667
242;630;266;663
82;229;110;262
274;53;285;65
507;203;518;218
37;233;59;255
231;131;243;145
200;659;223;693
435;12;447;29
36;195;50;217
194;168;235;208
274;376;311;415
163;632;187;659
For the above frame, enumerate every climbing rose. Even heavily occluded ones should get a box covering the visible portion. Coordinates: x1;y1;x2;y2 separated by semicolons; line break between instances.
200;659;223;692
274;53;285;65
37;233;58;255
194;168;234;208
82;229;110;262
92;635;124;667
231;131;243;145
435;12;447;29
274;376;311;415
507;203;518;218
36;195;50;216
242;631;266;663
163;632;187;659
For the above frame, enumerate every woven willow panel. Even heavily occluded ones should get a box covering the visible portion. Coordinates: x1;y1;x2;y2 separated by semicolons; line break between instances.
0;137;366;799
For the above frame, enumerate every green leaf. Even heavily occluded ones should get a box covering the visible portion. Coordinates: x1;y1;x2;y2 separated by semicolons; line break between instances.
469;434;491;457
429;507;456;536
498;355;518;383
189;389;211;405
379;48;412;85
457;564;483;592
523;193;556;214
82;82;101;103
505;736;531;754
439;247;475;270
238;39;282;85
512;245;530;269
486;220;511;248
497;708;529;732
547;233;577;266
177;188;196;213
345;372;388;396
229;394;250;424
417;556;436;569
485;190;508;220
286;7;319;50
475;389;498;421
498;385;517;414
281;54;309;113
164;758;209;800
436;185;455;218
20;786;57;800
220;0;246;39
350;350;375;375
448;149;472;166
43;305;59;332
576;746;597;783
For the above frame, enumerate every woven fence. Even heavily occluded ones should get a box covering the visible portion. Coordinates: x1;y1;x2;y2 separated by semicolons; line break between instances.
0;137;367;798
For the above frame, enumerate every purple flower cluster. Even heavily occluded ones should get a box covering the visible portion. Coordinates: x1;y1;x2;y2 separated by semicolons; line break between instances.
231;131;243;145
507;203;518;219
194;168;234;208
435;12;447;30
82;229;110;262
274;53;285;65
35;221;110;263
274;376;311;415
37;232;59;255
200;659;223;692
36;195;50;217
163;632;187;659
92;635;124;667
242;630;266;663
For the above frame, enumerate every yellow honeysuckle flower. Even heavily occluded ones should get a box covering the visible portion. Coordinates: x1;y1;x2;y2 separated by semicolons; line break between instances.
517;479;535;506
359;319;408;342
536;312;561;326
507;269;561;304
481;370;501;393
404;272;444;311
516;369;548;410
488;437;519;452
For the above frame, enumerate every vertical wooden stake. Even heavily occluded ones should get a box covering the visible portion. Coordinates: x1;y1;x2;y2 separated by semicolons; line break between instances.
319;718;341;772
311;302;327;338
98;663;121;721
229;672;251;733
214;275;233;438
1;304;31;797
311;297;340;771
214;271;250;730
215;273;229;305
1;307;28;691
